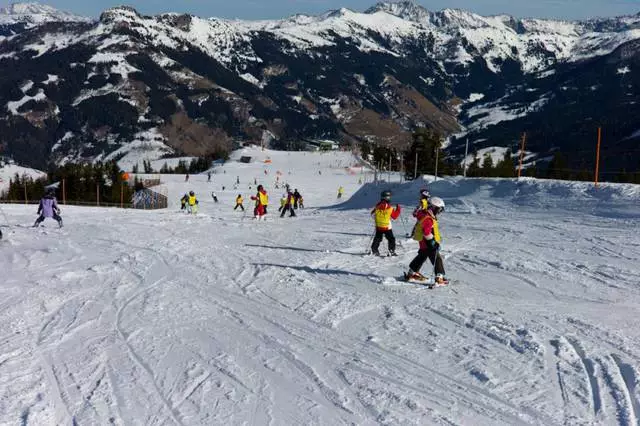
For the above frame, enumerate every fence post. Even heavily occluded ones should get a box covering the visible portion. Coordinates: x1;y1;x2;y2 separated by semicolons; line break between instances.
96;183;100;207
434;145;439;182
24;182;27;205
62;179;66;205
414;151;418;180
595;127;602;188
518;132;527;178
120;182;124;209
463;138;469;177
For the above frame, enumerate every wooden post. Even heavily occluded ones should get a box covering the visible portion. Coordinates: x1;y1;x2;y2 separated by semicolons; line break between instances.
120;182;124;208
24;182;27;205
414;151;418;180
96;183;100;207
463;138;469;177
518;132;527;178
62;179;66;205
388;153;391;182
595;127;602;187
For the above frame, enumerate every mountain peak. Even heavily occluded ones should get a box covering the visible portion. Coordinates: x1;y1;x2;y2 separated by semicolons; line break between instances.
0;2;91;23
365;1;430;22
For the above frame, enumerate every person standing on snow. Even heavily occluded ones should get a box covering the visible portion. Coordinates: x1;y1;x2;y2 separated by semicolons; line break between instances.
413;188;430;217
337;186;345;199
207;172;212;182
278;194;287;213
211;192;219;203
280;191;296;218
406;197;447;284
251;185;268;220
293;189;302;209
298;196;305;209
180;193;188;211
234;194;244;211
33;188;63;228
370;190;401;256
185;174;190;182
187;191;199;214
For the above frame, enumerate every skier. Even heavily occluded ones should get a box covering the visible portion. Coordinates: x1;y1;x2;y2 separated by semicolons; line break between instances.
298;196;305;209
251;185;268;220
187;191;199;214
293;189;302;209
370;190;401;256
180;193;188;210
33;188;63;228
234;194;244;211
211;191;219;203
236;176;240;184
406;197;447;285
185;174;190;182
280;191;296;218
207;172;211;182
278;194;287;213
413;188;430;217
337;186;345;199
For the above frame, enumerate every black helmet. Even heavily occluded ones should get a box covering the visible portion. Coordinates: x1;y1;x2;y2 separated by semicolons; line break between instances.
257;185;264;191
381;190;392;201
189;191;194;196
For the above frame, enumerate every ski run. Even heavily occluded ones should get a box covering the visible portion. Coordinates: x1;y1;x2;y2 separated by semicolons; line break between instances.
1;147;640;425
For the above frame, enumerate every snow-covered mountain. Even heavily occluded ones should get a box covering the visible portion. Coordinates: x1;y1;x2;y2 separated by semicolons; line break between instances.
0;2;91;25
0;1;638;172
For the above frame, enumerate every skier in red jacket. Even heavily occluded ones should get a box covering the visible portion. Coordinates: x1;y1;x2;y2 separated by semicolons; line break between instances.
251;185;269;220
406;197;447;285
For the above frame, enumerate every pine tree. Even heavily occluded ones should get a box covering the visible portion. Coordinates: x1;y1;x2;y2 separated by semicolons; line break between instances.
481;153;494;177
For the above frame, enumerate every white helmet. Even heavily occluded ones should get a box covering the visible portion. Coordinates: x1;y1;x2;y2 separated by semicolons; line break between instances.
429;197;445;215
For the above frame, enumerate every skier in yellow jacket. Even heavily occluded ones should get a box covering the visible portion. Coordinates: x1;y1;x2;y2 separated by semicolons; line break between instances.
370;190;401;256
234;194;244;211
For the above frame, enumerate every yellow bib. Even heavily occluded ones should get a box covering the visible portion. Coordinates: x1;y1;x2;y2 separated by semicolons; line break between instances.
259;192;268;206
188;195;197;206
374;206;393;228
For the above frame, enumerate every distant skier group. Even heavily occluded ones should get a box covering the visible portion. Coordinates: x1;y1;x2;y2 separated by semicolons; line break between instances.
370;188;447;285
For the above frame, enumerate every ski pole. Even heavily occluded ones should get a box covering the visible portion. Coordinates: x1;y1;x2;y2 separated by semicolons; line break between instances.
365;230;376;255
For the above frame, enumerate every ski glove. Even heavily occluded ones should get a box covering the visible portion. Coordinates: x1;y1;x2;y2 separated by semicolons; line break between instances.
426;239;439;250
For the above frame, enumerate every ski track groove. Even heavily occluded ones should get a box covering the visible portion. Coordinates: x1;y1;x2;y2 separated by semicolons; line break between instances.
611;354;639;426
565;337;601;417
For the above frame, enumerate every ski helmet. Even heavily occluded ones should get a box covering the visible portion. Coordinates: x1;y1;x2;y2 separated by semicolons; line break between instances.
189;191;195;196
420;188;430;199
429;197;445;215
257;185;264;191
381;190;392;201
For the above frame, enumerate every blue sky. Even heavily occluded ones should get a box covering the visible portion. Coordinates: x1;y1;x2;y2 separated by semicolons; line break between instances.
14;0;640;20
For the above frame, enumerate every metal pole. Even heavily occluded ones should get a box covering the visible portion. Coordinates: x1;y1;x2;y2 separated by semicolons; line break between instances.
518;132;527;178
414;151;418;180
595;127;602;187
463;137;469;177
434;145;439;181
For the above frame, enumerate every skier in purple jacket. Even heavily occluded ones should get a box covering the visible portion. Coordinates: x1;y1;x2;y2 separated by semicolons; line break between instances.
33;189;63;228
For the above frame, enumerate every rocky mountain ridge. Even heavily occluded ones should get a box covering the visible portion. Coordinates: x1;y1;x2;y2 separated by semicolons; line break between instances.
0;2;638;171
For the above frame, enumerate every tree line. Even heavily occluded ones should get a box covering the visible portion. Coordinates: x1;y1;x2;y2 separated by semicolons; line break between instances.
132;157;218;174
1;161;136;204
365;128;640;184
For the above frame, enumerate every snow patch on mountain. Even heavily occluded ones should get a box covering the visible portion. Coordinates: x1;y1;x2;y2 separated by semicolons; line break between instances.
0;2;91;25
105;128;174;171
6;88;46;114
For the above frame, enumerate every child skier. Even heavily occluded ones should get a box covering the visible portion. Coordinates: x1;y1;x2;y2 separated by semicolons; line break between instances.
187;191;199;214
251;185;268;220
211;191;219;203
279;194;287;212
337;186;345;199
413;188;430;217
293;189;302;209
406;197;447;285
298;196;305;209
33;188;63;228
370;190;401;256
234;194;244;211
280;191;296;218
180;193;188;210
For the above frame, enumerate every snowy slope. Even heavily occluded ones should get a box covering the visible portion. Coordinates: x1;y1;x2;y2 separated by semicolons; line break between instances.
2;149;640;424
0;163;46;193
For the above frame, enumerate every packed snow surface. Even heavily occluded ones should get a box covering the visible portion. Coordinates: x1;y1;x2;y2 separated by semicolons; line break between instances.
2;148;640;425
